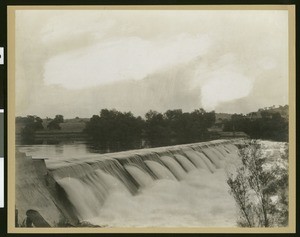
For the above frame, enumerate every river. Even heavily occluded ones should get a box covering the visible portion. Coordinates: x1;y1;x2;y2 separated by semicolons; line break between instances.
16;140;286;227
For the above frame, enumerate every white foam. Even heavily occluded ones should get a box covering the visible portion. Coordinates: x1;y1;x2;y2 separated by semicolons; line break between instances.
144;160;177;181
87;169;238;227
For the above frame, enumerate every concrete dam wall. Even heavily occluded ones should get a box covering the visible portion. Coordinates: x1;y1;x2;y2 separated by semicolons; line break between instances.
15;139;243;227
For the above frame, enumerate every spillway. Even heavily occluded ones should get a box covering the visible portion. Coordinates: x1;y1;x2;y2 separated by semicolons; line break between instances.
15;139;244;227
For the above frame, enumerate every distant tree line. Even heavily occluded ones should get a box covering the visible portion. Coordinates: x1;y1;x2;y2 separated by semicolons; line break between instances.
17;105;288;147
223;110;288;142
16;115;64;144
17;116;44;144
84;108;216;151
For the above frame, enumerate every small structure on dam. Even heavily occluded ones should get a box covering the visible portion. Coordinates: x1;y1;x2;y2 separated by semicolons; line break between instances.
15;139;243;227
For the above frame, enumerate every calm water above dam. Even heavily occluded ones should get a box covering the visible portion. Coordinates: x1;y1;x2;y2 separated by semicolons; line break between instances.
17;143;105;159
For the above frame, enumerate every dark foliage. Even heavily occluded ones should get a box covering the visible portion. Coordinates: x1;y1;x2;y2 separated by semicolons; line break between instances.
18;115;44;144
84;109;144;151
144;110;170;147
47;120;61;130
145;109;215;147
47;115;64;130
223;111;288;142
84;108;215;151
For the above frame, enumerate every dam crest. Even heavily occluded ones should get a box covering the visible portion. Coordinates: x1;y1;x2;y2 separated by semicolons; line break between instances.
16;139;243;227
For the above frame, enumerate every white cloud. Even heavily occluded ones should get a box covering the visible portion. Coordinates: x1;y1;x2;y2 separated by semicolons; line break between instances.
44;33;211;89
15;9;289;117
201;68;253;111
258;57;277;70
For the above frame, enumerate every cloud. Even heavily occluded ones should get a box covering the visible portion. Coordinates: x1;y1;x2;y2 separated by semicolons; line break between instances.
43;33;211;89
188;53;254;111
258;57;277;70
15;10;289;118
201;66;253;111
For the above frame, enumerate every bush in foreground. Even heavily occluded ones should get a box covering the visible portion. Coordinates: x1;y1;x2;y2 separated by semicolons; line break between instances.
227;141;288;227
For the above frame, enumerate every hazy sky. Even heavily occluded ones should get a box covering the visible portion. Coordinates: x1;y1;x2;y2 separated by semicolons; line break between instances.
15;9;289;118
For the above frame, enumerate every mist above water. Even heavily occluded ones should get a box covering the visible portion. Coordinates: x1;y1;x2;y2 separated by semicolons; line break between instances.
87;169;238;227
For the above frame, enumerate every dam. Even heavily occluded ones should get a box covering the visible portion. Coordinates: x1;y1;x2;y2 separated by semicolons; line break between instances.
16;139;244;227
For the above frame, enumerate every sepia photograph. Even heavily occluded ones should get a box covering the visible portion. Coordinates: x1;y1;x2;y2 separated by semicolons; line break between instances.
7;5;295;233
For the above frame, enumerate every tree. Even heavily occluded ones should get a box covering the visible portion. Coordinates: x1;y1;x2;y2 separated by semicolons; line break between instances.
227;141;288;227
47;120;61;130
20;115;44;144
162;108;215;145
21;126;36;144
47;115;64;130
84;109;145;151
164;109;183;144
85;108;218;150
54;115;64;123
223;110;288;142
144;110;170;147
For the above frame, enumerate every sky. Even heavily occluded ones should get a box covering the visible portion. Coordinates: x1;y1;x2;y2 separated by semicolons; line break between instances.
15;9;289;118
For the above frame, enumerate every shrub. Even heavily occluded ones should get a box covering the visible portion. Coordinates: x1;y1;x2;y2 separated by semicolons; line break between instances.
227;141;288;227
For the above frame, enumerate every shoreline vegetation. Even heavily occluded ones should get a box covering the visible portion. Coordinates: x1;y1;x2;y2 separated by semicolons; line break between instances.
16;105;288;152
227;141;288;227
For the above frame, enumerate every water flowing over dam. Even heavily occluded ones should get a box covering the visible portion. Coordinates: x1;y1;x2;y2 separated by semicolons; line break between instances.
16;139;244;227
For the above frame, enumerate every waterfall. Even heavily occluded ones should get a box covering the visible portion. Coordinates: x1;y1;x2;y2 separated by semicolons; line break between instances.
173;154;197;172
224;143;239;153
56;169;130;221
57;177;104;220
194;151;216;173
90;158;139;195
45;140;242;225
160;156;187;180
210;147;226;160
214;145;229;157
125;165;154;188
144;160;177;181
182;149;211;172
49;162;94;180
202;148;223;168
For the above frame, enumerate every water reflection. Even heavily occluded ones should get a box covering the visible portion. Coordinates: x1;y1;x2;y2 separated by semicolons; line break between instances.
17;142;107;160
55;145;64;155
